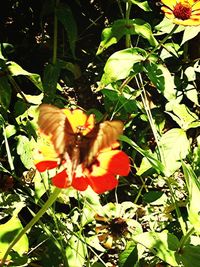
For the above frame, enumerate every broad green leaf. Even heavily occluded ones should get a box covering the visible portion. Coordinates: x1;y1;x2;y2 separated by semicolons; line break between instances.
155;17;184;34
144;60;176;101
119;242;138;267
166;104;199;130
100;48;145;85
86;236;105;253
181;25;200;46
133;231;179;266
185;85;199;106
97;19;157;55
16;135;34;169
158;128;190;176
130;0;151;11
7;61;43;91
185;66;196;81
56;3;77;58
176;244;200;267
5;125;16;138
0;76;12;109
102;89;138;119
121;135;165;174
0;43;14;59
143;191;168;205
182;161;200;235
0;216;29;259
65;234;87;267
42;62;61;102
160;42;182;60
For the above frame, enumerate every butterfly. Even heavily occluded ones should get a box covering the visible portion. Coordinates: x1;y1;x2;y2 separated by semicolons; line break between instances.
37;104;124;179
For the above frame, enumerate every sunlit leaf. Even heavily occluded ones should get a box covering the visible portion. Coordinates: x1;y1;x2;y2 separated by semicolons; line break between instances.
130;0;152;11
121;135;165;174
0;216;29;259
119;242;138;267
133;231;179;266
5;125;16;139
97;19;157;55
181;26;200;46
144;60;176;101
65;233;87;267
182;161;200;235
158;128;190;176
7;61;43;91
99;48;145;85
16;135;34;169
166;104;199;130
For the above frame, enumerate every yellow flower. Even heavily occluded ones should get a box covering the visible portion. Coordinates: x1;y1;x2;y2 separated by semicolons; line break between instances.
161;0;200;26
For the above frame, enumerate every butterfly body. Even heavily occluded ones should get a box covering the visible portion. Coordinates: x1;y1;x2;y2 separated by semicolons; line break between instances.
38;104;124;179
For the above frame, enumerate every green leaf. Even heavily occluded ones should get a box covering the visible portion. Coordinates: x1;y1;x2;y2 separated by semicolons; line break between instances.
102;89;138;119
166;104;199;130
97;19;157;55
155;17;184;35
159;128;190;176
181;25;200;46
0;76;12;109
91;263;105;267
177;244;200;267
130;0;152;11
65;233;87;267
133;231;179;266
42;62;61;102
119;242;138;267
144;60;176;101
143;191;168;205
7;61;43;91
56;3;77;58
16;135;34;169
0;216;29;259
100;48;145;85
5;125;16;138
160;42;182;60
182;161;200;235
120;135;165;174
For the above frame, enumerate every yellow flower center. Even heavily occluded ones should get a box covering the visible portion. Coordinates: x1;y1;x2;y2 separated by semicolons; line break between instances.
173;1;192;20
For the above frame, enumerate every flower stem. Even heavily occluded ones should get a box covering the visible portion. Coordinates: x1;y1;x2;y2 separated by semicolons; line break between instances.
146;24;179;60
0;187;62;267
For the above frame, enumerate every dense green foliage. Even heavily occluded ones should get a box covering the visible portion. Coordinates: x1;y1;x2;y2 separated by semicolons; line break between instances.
0;0;200;266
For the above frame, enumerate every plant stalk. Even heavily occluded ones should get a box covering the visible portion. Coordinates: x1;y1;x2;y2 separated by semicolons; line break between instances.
0;187;62;266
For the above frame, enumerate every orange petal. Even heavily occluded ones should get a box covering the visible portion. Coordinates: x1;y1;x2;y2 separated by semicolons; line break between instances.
52;169;70;188
35;160;58;172
71;176;89;191
88;173;118;194
91;150;130;176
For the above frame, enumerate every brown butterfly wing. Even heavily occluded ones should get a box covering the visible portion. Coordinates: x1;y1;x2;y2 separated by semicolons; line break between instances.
82;120;124;166
38;104;75;157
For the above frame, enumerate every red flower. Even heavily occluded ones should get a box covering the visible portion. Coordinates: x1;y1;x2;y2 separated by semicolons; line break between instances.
35;108;130;194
